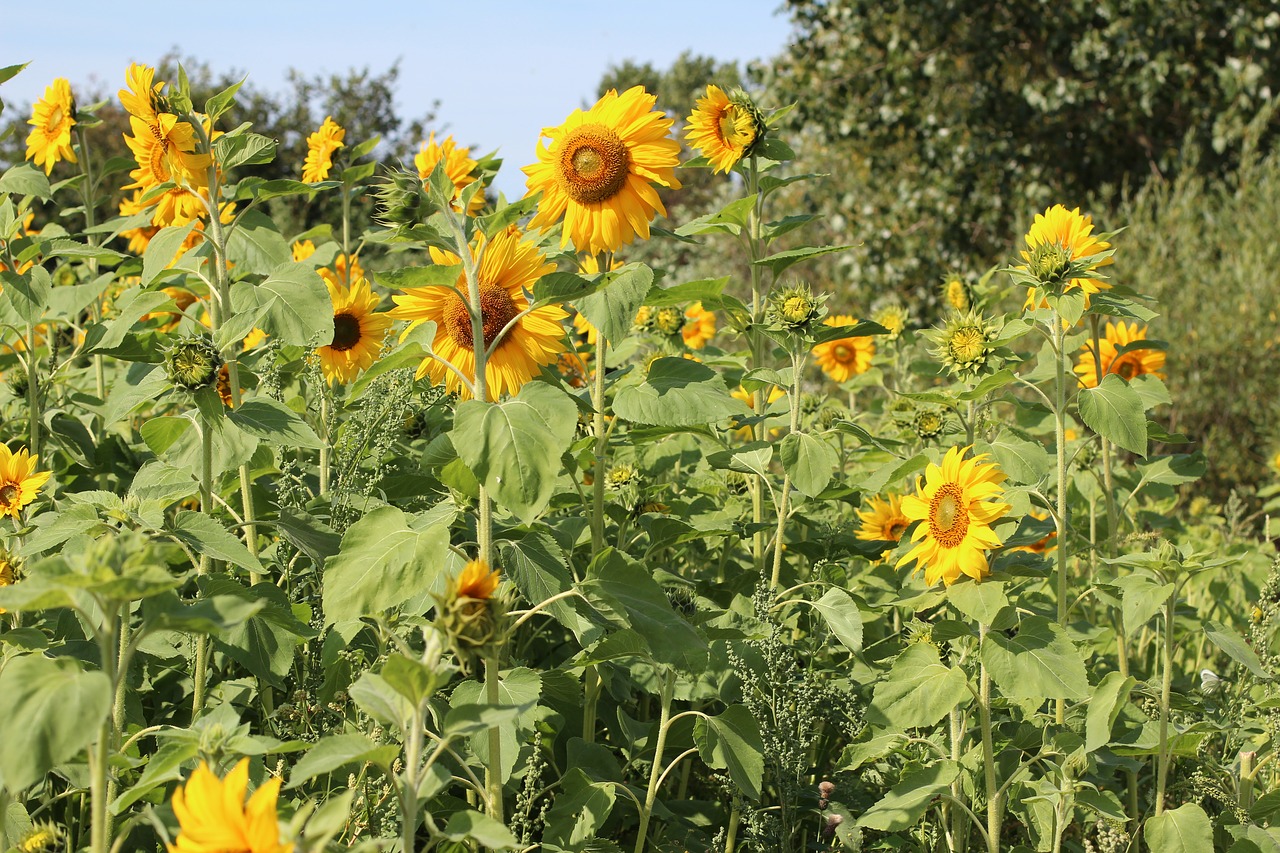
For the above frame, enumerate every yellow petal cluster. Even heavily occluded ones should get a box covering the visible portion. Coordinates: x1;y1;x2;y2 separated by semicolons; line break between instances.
25;78;77;175
168;759;290;853
0;444;51;519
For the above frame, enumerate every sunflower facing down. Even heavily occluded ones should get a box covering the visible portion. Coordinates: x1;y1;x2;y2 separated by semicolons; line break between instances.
1073;321;1165;388
684;84;760;174
302;116;345;183
25;78;77;175
167;758;291;853
390;227;568;400
0;444;51;519
813;315;876;383
415;132;484;214
857;493;910;543
524;86;682;255
317;276;391;384
898;446;1010;587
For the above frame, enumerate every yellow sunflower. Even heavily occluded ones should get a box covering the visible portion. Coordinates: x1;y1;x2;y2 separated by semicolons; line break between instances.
414;132;483;214
1021;204;1112;309
1073;321;1165;388
871;304;908;341
731;385;787;440
168;759;290;853
0;444;52;519
317;276;390;385
524;86;682;255
122;112;211;227
898;445;1010;587
857;493;910;542
684;84;757;174
454;559;500;601
390;227;568;400
682;303;717;349
813;315;876;382
25;79;77;175
119;62;164;123
302;116;345;183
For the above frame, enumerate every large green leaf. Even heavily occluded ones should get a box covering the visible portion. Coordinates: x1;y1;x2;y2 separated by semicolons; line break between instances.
1085;671;1136;752
613;358;751;427
286;734;398;789
169;510;263;573
779;432;839;498
1144;803;1213;852
208;578;315;688
1078;373;1147;456
574;262;653;343
321;505;451;625
1204;620;1269;680
694;705;765;800
809;587;864;653
541;768;617;848
867;642;970;730
857;761;959;831
498;532;602;643
452;382;577;524
0;655;112;793
225;208;290;275
227;398;323;449
231;261;333;346
981;616;1090;701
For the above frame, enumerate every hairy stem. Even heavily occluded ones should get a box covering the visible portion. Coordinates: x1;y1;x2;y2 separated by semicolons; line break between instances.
634;668;676;853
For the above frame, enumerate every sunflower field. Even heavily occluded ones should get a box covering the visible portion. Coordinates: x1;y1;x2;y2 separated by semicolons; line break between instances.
0;55;1277;853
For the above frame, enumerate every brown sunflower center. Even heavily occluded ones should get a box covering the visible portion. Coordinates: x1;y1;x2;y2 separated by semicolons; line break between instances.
443;283;520;352
558;123;630;205
928;483;969;549
331;312;362;352
833;344;852;362
886;519;908;541
1113;355;1139;380
0;483;19;508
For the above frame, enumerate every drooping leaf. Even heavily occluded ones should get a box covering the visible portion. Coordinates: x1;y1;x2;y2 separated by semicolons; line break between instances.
694;705;765;800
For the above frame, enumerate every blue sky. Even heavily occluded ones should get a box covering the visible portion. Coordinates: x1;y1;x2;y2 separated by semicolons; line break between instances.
1;0;794;197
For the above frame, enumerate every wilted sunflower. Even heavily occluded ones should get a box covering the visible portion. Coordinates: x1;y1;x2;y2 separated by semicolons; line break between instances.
302;116;345;183
318;276;390;385
684;84;760;174
167;758;290;853
390;227;567;400
524;86;682;255
813;315;875;383
25;78;77;175
1073;321;1165;388
682;303;717;349
415;132;483;214
898;445;1010;587
857;493;910;543
0;445;51;519
1021;204;1112;308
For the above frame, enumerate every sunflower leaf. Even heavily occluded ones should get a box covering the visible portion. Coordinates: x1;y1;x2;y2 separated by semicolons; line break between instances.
575;263;653;343
1078;373;1147;456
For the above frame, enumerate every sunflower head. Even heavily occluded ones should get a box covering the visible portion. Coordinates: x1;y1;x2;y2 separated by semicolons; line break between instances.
524;86;682;255
684;84;766;174
942;274;971;311
415;132;484;214
163;335;222;392
25;78;78;175
302;116;345;183
375;166;437;233
1018;205;1113;301
653;306;686;338
812;315;876;384
633;305;656;332
767;282;826;333
168;758;291;853
435;559;507;672
1073;321;1165;388
871;303;909;341
898;446;1011;587
16;820;63;853
318;276;390;385
606;462;642;491
857;493;911;544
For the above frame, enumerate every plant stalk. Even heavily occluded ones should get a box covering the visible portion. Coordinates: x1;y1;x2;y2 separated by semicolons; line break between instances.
634;668;676;853
1155;591;1176;815
979;624;1000;853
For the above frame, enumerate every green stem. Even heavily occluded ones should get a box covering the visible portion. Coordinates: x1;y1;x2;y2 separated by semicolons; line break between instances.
192;411;214;718
591;328;609;554
1155;591;1176;816
76;125;108;416
979;624;1000;853
725;803;740;853
485;653;504;823
25;321;40;459
949;707;966;853
634;668;676;853
745;155;769;578
769;353;804;589
319;392;331;496
1051;313;1070;725
401;704;424;853
1240;751;1256;810
89;610;119;853
582;664;600;743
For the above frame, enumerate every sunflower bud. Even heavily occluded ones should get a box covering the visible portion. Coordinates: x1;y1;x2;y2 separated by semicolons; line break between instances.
633;305;655;332
0;549;19;615
912;407;947;441
929;310;999;379
767;282;825;332
941;273;971;312
8;371;29;399
163;335;221;392
723;470;751;495
1026;241;1073;288
15;820;63;853
871;303;909;341
652;306;686;338
374;168;434;230
606;462;642;491
433;559;508;674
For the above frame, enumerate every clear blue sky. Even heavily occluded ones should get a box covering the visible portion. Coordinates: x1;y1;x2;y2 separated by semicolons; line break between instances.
1;0;794;198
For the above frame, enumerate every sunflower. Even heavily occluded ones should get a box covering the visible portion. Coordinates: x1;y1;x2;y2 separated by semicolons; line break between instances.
122;112;211;226
302;116;345;183
731;385;787;440
857;493;910;542
1073;321;1165;388
0;444;51;519
684;84;758;174
168;759;290;853
119;62;164;123
871;304;908;341
897;445;1010;587
390;227;567;400
682;303;717;349
1021;205;1112;309
415;132;483;214
524;86;682;255
454;559;500;601
813;315;875;382
317;276;390;385
25;78;77;175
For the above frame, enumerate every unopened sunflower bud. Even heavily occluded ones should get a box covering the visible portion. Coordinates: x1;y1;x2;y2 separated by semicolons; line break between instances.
374;168;434;230
433;559;508;674
606;462;642;491
163;335;221;391
912;407;947;441
871;303;909;341
633;305;655;332
8;371;29;399
941;273;971;312
15;821;62;853
652;306;685;338
767;282;826;332
1027;241;1073;288
930;309;998;379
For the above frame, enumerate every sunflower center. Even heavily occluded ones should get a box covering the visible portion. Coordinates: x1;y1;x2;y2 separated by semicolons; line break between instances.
1113;356;1138;380
0;484;18;508
834;344;852;362
331;313;362;352
928;483;969;549
948;327;986;363
718;108;745;146
886;520;908;541
443;283;520;352
558;124;630;205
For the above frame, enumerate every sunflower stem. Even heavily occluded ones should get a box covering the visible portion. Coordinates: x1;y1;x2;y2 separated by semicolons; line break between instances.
1051;310;1070;726
1155;589;1176;816
89;607;119;853
192;408;214;719
978;623;1001;853
634;667;676;853
319;392;331;496
485;652;504;823
24;320;40;460
401;702;424;853
75;125;109;441
769;350;804;589
591;320;609;554
745;154;769;579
